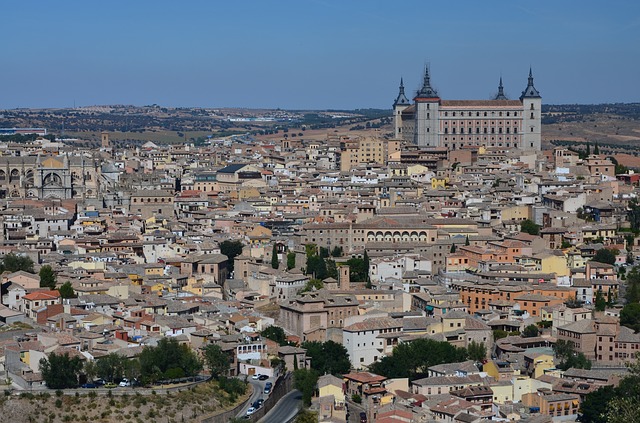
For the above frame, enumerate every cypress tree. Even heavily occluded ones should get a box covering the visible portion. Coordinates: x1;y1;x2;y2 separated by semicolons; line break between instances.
271;244;279;269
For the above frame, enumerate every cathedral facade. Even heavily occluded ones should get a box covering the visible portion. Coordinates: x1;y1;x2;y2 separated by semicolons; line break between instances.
393;67;542;151
0;154;101;200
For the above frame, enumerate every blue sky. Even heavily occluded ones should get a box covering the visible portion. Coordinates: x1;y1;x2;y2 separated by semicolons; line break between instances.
1;1;638;109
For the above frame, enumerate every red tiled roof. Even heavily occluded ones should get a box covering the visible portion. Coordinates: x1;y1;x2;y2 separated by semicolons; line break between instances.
23;290;60;301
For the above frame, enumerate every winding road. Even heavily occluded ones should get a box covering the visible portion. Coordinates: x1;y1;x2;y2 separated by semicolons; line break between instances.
258;389;302;423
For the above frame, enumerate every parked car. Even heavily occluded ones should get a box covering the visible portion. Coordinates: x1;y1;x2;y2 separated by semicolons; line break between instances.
246;407;256;416
81;383;97;389
256;399;264;408
258;374;269;381
252;373;261;380
104;382;118;389
119;378;131;387
360;411;367;422
264;382;273;394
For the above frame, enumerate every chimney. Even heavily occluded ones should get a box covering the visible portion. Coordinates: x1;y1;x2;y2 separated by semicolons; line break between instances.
340;265;350;290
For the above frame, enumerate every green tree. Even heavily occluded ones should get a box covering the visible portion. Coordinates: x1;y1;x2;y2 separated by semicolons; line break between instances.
621;303;640;333
331;246;343;257
306;255;327;280
203;344;229;379
628;200;640;234
594;289;607;312
467;341;486;362
293;368;318;407
580;385;616;423
554;339;591;370
96;353;126;383
302;340;351;376
465;235;470;246
492;329;509;341
586;142;591;156
138;337;202;385
83;360;98;383
626;266;640;303
1;252;35;273
39;265;57;289
369;338;468;380
592;248;618;265
450;244;457;253
523;324;540;338
520;219;540;236
594;142;600;155
58;281;76;298
287;251;296;270
271;244;279;269
261;326;288;346
364;250;370;283
219;240;244;273
300;278;324;293
326;259;338;279
346;257;367;282
319;247;329;258
40;352;83;389
295;409;319;423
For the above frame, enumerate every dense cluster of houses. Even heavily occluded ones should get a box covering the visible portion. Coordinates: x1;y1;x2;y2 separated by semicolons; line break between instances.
0;134;637;422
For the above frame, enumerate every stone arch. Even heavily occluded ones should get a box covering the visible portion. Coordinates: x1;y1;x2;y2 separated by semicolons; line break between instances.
9;169;20;183
26;190;36;198
0;170;5;181
419;231;428;242
401;231;410;242
24;170;34;188
410;231;419;242
9;189;20;198
43;172;63;187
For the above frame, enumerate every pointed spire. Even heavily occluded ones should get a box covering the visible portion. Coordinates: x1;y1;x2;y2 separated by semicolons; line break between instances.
416;65;439;99
494;76;508;100
520;67;541;99
393;77;410;107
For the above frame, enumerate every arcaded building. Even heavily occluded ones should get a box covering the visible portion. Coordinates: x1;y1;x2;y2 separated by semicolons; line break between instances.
393;67;542;151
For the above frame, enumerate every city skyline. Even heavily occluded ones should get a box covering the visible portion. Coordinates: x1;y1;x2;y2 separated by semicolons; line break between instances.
1;0;639;110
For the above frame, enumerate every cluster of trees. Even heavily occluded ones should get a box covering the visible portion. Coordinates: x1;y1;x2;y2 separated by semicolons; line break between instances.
553;339;591;371
294;340;351;406
304;244;337;281
0;252;34;273
40;338;227;389
220;240;244;274
592;248;619;265
368;338;486;380
580;356;640;423
261;326;289;346
303;244;369;285
520;219;540;236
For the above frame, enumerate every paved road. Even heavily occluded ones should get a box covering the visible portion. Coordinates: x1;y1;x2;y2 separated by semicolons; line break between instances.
237;378;269;418
259;389;302;423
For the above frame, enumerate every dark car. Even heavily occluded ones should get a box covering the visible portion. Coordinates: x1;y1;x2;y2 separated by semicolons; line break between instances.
256;399;264;408
264;382;273;394
81;383;97;388
258;374;269;381
360;412;367;422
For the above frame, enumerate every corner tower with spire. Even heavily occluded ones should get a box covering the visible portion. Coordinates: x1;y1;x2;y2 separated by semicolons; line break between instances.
494;77;508;100
393;78;411;139
520;67;542;151
413;66;440;147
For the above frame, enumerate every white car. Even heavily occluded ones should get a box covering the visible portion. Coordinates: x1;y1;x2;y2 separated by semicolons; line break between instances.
252;374;261;380
246;407;256;416
119;378;130;387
